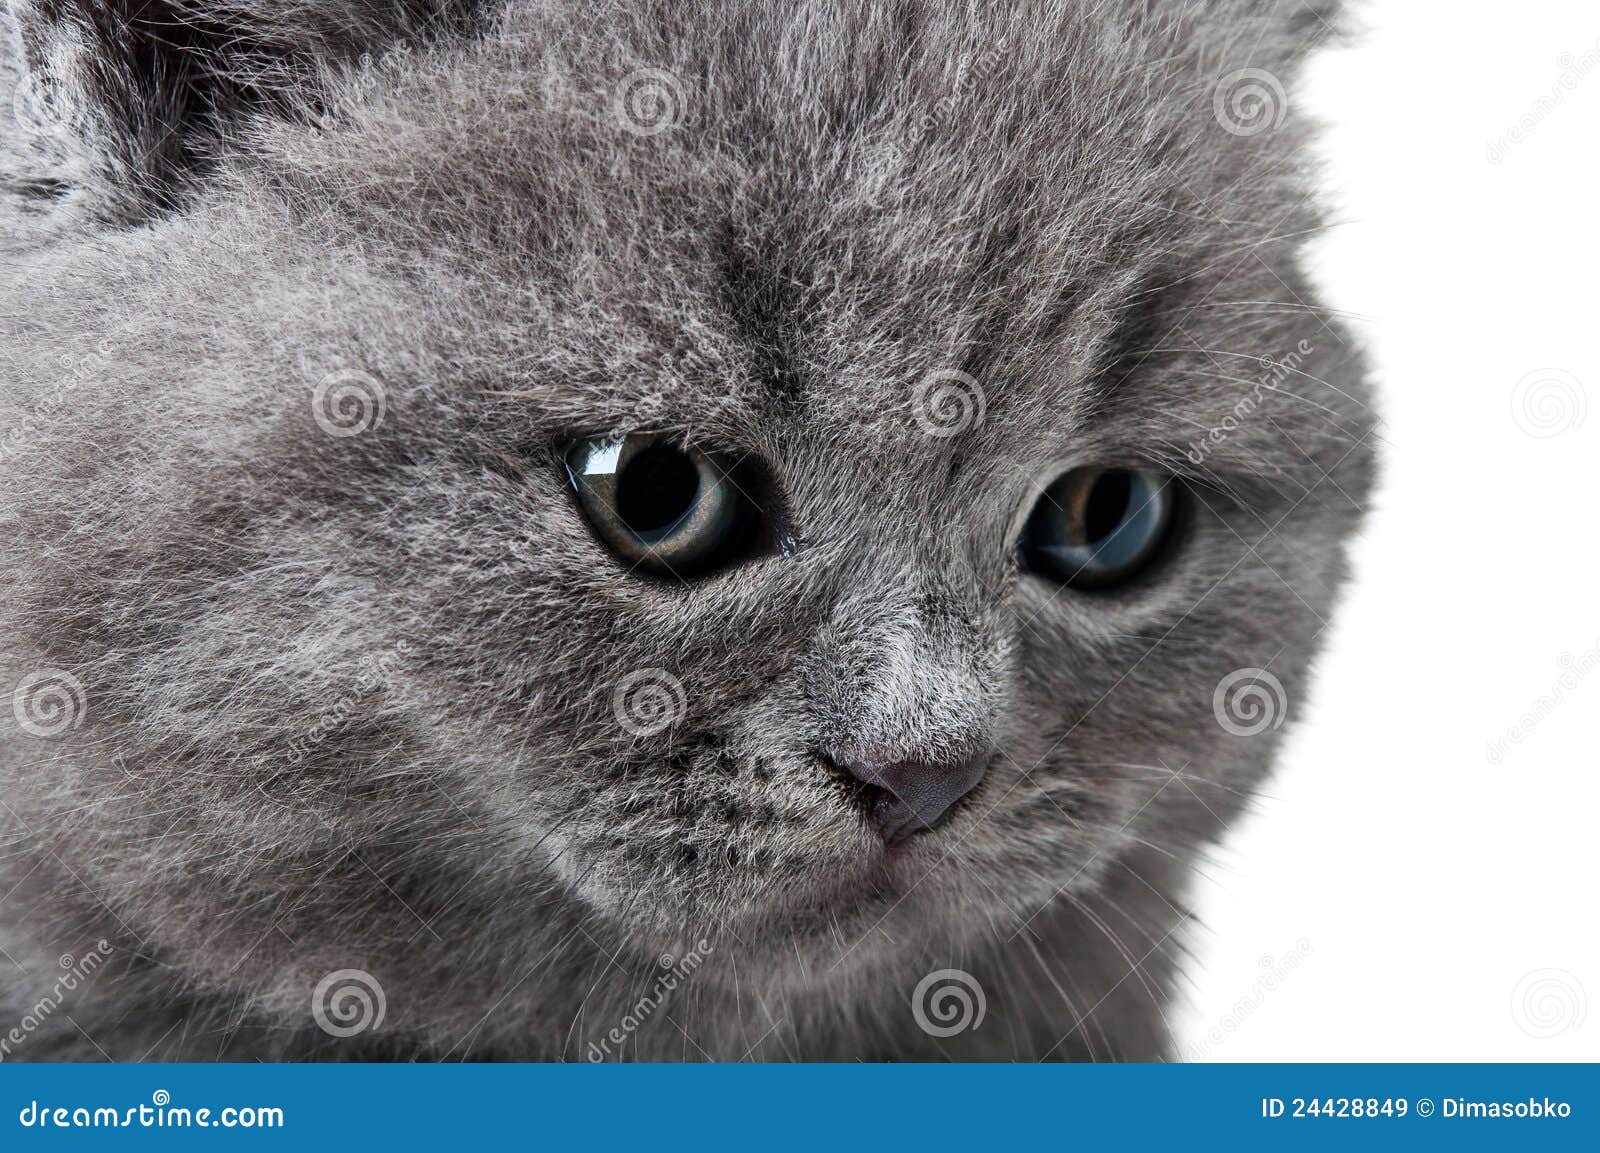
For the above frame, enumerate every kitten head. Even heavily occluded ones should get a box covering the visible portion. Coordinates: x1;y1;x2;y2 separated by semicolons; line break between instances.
1;0;1371;1050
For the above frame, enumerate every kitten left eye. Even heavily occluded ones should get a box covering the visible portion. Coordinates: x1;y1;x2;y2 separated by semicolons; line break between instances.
564;436;761;579
1019;466;1177;589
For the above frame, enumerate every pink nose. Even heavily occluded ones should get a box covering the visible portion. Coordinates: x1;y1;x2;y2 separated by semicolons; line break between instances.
827;749;990;846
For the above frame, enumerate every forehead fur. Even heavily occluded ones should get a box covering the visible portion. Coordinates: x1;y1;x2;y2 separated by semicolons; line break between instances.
9;1;1358;481
204;0;1355;475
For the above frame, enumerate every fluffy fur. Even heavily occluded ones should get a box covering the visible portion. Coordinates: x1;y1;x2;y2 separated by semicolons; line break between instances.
0;0;1372;1060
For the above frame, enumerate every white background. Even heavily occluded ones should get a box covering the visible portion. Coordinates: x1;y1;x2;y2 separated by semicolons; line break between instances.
1177;1;1600;1060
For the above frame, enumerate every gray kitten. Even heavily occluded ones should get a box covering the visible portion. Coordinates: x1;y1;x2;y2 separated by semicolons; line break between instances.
0;0;1371;1061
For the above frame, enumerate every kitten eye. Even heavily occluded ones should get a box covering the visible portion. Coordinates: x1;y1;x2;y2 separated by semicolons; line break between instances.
564;436;762;579
1020;467;1177;589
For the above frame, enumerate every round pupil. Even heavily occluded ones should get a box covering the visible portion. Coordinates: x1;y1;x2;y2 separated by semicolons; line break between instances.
1082;470;1133;542
616;443;701;535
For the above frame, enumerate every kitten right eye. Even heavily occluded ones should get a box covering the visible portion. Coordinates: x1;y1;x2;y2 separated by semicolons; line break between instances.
1019;466;1178;590
564;436;766;580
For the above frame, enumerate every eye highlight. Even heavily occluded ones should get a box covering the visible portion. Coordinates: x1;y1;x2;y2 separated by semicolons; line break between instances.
1020;467;1177;589
565;436;763;579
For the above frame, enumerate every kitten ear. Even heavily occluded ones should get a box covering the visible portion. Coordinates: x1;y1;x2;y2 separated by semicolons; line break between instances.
9;0;481;214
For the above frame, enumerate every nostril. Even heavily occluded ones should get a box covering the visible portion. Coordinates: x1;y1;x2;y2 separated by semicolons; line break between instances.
823;748;990;846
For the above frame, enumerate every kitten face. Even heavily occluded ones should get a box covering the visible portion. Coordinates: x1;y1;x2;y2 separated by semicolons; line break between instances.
1;1;1371;1051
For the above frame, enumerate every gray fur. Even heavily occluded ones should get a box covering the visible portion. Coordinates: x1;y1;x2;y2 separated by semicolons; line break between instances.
0;0;1372;1060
